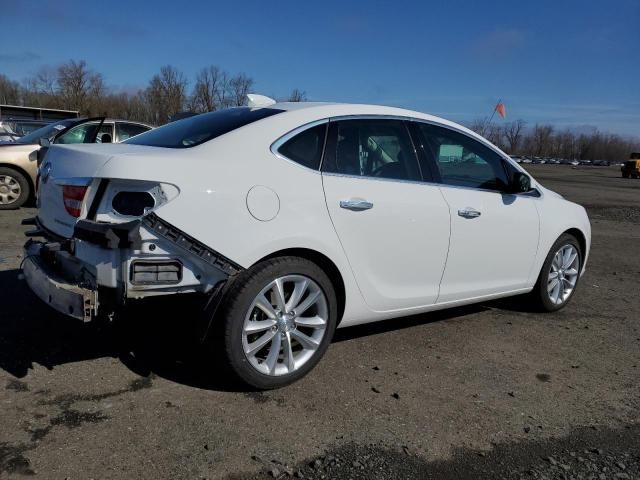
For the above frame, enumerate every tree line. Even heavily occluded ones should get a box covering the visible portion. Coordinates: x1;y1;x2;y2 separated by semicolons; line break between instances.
470;118;638;162
0;60;307;126
0;60;637;160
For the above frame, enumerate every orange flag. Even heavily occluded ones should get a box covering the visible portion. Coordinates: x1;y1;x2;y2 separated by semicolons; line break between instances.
495;102;506;119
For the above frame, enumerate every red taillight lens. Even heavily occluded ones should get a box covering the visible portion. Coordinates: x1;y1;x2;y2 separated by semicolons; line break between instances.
62;185;88;218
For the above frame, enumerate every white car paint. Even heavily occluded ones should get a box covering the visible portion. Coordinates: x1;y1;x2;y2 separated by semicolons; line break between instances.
322;172;450;311
435;185;540;303
29;102;590;328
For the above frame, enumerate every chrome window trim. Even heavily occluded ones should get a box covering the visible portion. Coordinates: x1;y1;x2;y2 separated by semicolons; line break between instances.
322;171;542;198
270;119;329;173
322;171;433;187
325;114;529;177
270;113;541;198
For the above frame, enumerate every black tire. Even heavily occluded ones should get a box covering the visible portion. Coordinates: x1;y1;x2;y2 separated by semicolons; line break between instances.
622;173;629;178
213;256;337;389
0;167;30;209
530;233;582;312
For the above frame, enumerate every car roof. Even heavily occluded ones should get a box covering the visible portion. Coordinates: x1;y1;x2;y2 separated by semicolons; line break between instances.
266;101;487;147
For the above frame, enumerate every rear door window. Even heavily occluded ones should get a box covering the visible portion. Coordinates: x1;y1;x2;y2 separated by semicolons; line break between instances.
322;119;421;181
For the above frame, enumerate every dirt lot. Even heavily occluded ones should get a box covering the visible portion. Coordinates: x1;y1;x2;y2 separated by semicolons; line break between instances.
0;165;638;479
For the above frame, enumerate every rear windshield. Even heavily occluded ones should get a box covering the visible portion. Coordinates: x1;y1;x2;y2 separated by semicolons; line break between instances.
125;107;283;148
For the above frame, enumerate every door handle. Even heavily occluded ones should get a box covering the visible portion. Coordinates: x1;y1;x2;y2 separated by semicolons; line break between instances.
458;207;481;219
340;199;374;211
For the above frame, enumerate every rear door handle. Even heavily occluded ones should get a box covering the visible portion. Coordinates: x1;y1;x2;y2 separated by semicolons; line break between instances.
458;207;481;219
340;199;374;211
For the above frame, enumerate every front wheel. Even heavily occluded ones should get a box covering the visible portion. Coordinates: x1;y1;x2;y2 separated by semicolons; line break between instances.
0;167;30;209
530;233;582;312
215;257;337;389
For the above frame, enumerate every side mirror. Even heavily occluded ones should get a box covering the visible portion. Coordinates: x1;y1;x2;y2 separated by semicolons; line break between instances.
101;133;112;143
39;137;50;147
510;171;531;193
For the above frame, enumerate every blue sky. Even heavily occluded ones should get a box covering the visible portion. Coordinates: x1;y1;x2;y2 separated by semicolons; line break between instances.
1;0;639;136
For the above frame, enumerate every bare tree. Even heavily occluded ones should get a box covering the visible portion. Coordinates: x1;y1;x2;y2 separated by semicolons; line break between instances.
34;67;58;96
0;74;21;104
228;73;254;107
145;65;187;124
288;88;307;102
192;66;224;112
469;117;489;136
57;60;104;113
21;67;62;108
503;119;526;153
531;124;554;155
485;124;505;149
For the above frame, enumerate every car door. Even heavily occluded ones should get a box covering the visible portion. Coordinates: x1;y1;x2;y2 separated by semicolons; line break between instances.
413;122;540;303
321;118;451;312
54;121;114;144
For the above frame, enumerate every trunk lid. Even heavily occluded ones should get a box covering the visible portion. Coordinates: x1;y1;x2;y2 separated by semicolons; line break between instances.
37;143;161;238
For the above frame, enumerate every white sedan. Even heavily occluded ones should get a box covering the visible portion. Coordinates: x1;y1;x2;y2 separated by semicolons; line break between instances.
23;97;590;389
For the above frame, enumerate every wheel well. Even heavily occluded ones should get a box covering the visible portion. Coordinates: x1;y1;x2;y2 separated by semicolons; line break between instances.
0;163;34;200
564;228;586;259
258;248;346;324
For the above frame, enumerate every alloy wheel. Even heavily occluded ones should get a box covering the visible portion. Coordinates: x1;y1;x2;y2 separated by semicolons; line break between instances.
547;244;580;305
0;175;21;205
242;275;328;376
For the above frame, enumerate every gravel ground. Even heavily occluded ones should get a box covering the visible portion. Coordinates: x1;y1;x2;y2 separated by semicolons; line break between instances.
0;165;638;479
242;424;640;479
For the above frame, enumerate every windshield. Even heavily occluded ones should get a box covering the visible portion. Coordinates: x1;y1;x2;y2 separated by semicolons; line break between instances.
15;120;77;145
125;107;283;148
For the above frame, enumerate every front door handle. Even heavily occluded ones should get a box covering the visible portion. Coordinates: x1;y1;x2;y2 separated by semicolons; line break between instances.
340;199;374;211
458;207;481;219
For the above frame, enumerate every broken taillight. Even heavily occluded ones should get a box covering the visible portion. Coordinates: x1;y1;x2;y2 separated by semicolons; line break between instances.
62;185;88;218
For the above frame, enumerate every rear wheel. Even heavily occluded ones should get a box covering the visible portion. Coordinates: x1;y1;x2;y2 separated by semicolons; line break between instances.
214;256;337;389
0;167;29;209
530;233;582;312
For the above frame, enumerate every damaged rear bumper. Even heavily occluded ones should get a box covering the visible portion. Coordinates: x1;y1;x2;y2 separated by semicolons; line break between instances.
22;250;97;322
21;214;243;322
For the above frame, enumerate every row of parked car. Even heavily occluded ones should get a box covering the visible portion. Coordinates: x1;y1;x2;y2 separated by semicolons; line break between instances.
0;117;152;209
0;119;56;143
510;156;613;166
